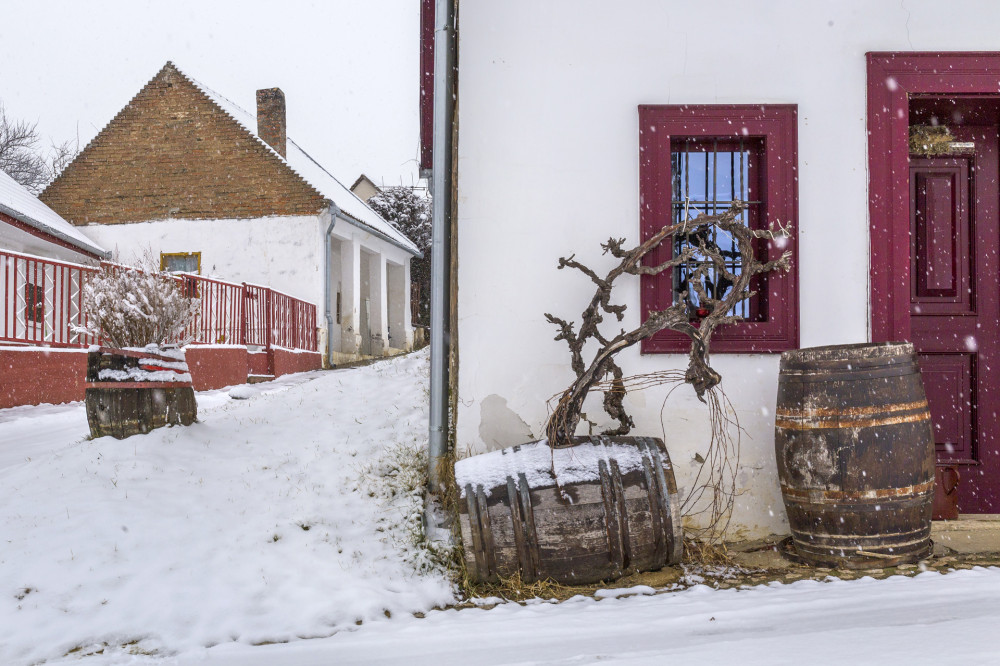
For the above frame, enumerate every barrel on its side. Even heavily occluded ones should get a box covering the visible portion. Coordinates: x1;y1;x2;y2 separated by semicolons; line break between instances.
85;347;197;440
775;342;935;568
456;436;683;585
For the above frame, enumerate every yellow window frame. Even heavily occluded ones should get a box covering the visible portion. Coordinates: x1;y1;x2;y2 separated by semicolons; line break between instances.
159;251;202;275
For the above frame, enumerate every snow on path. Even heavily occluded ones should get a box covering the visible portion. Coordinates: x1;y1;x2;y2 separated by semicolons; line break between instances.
0;370;319;471
0;350;454;665
127;567;1000;665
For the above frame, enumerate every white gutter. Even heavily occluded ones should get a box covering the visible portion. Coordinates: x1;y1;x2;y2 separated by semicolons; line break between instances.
427;0;456;496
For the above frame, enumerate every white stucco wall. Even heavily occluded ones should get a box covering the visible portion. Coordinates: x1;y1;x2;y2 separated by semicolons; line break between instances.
81;215;327;306
455;0;1000;537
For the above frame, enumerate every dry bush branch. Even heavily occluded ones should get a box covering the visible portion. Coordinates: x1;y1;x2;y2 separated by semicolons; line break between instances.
77;253;200;348
544;202;791;447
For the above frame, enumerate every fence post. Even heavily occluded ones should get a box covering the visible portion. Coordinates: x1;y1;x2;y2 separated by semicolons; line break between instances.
240;283;248;346
264;287;273;350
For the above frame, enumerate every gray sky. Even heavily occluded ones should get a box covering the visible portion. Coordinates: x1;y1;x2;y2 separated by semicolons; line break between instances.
1;0;421;188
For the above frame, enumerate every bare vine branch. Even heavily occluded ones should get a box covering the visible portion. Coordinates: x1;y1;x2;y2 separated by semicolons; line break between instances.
544;202;792;448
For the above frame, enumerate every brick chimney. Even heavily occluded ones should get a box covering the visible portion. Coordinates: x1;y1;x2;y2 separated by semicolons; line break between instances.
256;88;286;157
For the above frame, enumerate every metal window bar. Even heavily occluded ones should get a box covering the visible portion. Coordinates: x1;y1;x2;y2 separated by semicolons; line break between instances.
671;137;763;320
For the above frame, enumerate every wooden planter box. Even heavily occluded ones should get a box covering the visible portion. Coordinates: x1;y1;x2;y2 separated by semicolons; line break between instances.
85;347;197;440
456;436;683;585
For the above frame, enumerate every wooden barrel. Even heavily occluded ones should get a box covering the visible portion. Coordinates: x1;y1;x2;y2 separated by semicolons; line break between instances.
455;435;683;585
85;347;197;440
775;342;935;568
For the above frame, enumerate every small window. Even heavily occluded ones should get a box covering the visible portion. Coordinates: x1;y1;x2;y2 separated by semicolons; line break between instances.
160;252;201;274
24;283;44;325
638;104;798;353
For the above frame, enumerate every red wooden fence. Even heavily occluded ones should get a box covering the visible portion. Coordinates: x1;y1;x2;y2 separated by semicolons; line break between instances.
0;249;317;352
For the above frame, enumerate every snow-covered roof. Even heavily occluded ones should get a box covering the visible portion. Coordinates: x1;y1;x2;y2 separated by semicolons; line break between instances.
0;168;108;258
176;66;419;257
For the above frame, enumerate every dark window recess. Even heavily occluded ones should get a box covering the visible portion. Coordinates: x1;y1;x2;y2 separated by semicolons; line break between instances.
25;283;44;324
670;138;765;321
336;292;342;325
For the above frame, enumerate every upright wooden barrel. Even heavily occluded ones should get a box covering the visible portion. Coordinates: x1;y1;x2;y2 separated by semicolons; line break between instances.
456;436;683;585
775;342;935;568
85;347;197;440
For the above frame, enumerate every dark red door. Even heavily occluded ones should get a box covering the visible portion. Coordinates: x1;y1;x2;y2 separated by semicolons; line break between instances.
909;125;1000;513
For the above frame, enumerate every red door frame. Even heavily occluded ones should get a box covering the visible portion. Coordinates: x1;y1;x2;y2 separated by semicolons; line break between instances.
868;52;1000;513
867;52;1000;341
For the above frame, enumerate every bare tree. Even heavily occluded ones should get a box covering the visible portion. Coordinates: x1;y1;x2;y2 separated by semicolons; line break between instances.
47;137;79;182
0;102;79;193
0;102;48;193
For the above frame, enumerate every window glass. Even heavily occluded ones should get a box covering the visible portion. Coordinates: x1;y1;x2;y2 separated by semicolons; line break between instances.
670;138;763;321
161;252;200;274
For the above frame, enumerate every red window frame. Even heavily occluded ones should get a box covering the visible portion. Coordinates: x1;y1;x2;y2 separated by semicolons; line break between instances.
419;0;435;172
638;104;799;353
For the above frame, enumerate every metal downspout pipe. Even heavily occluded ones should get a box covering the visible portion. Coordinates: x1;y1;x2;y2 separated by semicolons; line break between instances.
324;203;341;368
428;0;456;497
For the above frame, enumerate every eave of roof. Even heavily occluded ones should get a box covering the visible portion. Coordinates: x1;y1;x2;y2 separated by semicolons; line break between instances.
0;169;108;258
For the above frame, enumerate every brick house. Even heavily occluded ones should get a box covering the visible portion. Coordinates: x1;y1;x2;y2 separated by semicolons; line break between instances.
42;61;420;365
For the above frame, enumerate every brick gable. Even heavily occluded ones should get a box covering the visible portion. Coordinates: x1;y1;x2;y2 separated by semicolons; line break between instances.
40;63;327;225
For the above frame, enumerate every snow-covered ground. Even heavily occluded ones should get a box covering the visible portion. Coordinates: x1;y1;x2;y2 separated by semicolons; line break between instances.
159;567;1000;666
0;351;454;665
3;349;999;665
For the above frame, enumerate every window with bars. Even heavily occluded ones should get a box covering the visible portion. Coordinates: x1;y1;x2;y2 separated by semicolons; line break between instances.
671;137;764;321
638;104;798;353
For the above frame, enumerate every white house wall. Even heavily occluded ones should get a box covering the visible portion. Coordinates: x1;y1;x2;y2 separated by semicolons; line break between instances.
77;213;414;362
455;0;1000;537
80;215;326;307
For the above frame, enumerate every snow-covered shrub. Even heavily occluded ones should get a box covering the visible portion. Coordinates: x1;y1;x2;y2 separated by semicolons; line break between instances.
367;186;431;252
78;260;200;348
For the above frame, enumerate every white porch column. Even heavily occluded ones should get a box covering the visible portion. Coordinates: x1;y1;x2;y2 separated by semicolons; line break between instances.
368;251;388;356
402;257;414;349
386;259;412;351
340;236;362;354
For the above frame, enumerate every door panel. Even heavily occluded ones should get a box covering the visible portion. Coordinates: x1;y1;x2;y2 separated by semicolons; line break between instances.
911;165;971;310
909;125;1000;513
917;353;973;460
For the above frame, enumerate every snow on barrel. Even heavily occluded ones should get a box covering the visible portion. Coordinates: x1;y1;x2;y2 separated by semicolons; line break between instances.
455;436;683;585
84;345;197;439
